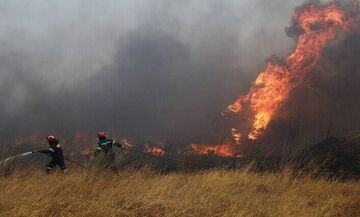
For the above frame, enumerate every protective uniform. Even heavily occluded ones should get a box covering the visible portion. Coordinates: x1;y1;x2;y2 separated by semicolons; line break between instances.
39;136;68;173
93;132;123;168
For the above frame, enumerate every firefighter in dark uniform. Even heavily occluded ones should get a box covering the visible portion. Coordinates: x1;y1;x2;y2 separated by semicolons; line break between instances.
38;135;68;173
92;131;124;168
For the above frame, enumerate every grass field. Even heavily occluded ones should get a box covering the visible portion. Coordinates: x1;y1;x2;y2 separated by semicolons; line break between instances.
0;168;359;217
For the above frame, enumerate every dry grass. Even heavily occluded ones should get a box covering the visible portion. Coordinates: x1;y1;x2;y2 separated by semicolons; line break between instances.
0;168;359;217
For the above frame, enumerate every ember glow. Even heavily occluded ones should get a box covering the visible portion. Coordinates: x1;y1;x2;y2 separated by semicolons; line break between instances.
231;128;242;144
10;132;43;146
120;138;134;149
68;132;94;155
188;144;238;157
224;3;354;142
144;144;166;156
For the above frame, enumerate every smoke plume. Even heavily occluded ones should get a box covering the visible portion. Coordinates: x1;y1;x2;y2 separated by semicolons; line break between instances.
1;0;359;154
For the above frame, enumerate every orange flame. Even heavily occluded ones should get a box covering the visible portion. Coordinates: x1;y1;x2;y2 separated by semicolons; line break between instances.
144;144;166;156
119;138;134;154
231;128;242;144
120;138;134;149
188;144;238;157
225;3;354;141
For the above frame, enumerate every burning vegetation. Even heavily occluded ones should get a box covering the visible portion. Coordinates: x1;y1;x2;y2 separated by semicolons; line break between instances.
183;1;360;157
223;3;356;143
188;144;239;157
1;2;360;216
143;143;166;156
1;1;360;160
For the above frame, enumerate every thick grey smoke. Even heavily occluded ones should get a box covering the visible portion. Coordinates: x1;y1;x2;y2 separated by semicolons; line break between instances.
3;0;357;149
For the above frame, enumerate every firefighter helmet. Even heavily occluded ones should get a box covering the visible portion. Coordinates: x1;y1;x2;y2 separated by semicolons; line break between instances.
97;131;106;138
47;135;56;142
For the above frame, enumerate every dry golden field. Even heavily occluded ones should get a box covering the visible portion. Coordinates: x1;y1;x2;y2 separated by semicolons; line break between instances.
0;168;359;217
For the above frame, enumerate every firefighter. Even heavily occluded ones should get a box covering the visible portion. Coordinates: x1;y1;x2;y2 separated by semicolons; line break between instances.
92;131;124;168
37;135;68;173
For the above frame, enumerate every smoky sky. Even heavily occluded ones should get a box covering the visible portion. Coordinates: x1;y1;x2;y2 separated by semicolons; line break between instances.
1;0;356;147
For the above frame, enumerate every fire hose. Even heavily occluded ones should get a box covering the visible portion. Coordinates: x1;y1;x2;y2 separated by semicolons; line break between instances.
1;147;186;169
63;157;87;169
0;151;34;165
0;151;87;169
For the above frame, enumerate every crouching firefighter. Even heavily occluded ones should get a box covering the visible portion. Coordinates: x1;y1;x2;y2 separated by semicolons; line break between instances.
37;135;68;173
92;131;124;168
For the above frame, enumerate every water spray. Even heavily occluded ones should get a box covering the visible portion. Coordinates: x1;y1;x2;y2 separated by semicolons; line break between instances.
0;151;35;165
